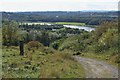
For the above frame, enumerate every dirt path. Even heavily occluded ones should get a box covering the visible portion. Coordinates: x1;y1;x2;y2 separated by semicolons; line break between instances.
74;56;118;78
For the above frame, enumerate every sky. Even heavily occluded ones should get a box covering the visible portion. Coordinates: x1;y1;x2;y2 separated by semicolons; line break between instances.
0;0;119;12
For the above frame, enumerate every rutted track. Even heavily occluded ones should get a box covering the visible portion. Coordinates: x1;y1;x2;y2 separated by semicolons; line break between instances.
74;56;118;78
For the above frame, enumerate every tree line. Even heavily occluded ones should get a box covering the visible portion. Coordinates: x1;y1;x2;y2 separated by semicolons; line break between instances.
2;20;84;47
2;11;118;25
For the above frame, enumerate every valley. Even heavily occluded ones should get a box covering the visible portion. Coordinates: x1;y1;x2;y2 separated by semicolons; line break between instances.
1;11;119;78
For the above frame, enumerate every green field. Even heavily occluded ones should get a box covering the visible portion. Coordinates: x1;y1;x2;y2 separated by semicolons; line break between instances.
55;22;86;26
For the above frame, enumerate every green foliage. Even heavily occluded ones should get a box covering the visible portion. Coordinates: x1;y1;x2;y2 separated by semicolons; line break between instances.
2;20;20;46
93;22;117;41
50;38;65;50
40;31;50;46
55;31;91;52
58;35;79;51
51;41;59;50
93;22;118;53
50;21;118;64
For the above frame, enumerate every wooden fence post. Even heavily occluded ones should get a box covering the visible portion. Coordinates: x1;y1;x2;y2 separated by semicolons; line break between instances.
19;41;24;56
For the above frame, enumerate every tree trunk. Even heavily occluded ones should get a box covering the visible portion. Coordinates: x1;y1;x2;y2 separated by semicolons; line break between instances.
19;41;24;56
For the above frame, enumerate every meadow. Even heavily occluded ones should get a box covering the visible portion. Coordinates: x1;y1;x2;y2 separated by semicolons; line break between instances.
2;45;84;78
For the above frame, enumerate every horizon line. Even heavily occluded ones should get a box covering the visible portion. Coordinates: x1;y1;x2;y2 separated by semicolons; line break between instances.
0;10;118;13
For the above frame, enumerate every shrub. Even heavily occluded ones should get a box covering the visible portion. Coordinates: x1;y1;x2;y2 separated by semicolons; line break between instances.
27;41;43;49
2;20;20;46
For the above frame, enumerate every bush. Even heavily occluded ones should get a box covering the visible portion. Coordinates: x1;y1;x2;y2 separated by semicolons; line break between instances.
27;41;43;49
51;42;59;50
2;20;20;46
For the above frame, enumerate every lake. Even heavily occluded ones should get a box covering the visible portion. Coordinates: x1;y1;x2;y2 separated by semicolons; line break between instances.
63;25;95;32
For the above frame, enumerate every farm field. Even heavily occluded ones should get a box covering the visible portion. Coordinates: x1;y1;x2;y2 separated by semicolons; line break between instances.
55;22;86;26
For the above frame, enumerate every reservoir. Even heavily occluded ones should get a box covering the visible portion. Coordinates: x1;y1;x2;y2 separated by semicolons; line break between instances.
63;25;95;32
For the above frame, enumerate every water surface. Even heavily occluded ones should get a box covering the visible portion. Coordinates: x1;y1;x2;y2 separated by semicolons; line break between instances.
63;25;95;31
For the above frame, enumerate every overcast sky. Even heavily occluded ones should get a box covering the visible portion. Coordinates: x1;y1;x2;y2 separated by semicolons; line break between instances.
0;0;119;12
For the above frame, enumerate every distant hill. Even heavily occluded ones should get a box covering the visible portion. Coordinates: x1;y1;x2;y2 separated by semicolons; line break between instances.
2;11;118;25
